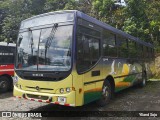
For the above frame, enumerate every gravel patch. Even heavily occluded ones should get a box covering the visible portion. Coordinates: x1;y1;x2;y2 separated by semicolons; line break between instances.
0;81;160;120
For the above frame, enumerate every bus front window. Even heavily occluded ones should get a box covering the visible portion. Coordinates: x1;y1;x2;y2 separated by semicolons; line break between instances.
16;25;73;71
17;30;40;70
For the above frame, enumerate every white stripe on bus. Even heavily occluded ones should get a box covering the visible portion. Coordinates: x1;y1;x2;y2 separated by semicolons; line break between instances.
0;69;14;71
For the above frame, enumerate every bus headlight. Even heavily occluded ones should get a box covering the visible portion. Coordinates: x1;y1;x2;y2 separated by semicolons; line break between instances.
13;76;18;86
66;87;70;92
60;88;64;94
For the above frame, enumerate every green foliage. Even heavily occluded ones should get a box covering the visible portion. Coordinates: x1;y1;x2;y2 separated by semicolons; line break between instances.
44;0;68;11
0;0;160;52
92;0;115;21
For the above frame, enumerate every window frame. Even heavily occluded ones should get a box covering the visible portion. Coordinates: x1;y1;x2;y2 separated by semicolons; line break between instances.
128;40;137;58
116;35;128;58
102;29;117;58
76;18;102;74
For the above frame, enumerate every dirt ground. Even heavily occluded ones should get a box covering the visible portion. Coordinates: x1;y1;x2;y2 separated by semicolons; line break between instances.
0;80;160;120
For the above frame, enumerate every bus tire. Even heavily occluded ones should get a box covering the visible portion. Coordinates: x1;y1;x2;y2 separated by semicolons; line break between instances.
0;76;10;93
97;80;112;107
139;71;147;87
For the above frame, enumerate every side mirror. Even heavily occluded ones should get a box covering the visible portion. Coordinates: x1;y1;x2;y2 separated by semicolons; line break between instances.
18;36;23;46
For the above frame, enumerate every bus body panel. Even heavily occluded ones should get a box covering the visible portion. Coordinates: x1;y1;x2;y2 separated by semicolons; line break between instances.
14;85;76;106
0;64;14;76
15;73;72;93
71;70;84;106
103;58;143;92
81;57;143;104
14;73;76;106
83;59;104;104
0;43;15;92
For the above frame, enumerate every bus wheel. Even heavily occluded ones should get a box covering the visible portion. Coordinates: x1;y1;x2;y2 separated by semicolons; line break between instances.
97;80;112;107
0;76;10;93
139;72;147;87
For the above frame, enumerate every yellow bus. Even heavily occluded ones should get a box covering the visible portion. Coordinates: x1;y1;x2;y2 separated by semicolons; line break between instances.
13;10;154;107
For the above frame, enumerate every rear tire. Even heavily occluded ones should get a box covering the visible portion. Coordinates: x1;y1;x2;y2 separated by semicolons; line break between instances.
0;76;10;93
97;80;112;107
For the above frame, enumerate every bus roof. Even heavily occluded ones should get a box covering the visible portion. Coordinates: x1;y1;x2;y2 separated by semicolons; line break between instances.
0;42;16;47
21;10;154;48
22;10;77;23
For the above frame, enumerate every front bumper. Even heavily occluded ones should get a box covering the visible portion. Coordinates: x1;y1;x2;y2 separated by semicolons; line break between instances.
13;86;76;106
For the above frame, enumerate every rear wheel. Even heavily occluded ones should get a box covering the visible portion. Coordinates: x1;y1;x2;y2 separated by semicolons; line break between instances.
97;80;112;107
0;76;10;93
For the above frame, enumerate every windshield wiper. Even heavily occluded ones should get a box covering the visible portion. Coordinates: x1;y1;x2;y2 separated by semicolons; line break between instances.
18;35;23;46
45;23;58;48
28;28;34;56
44;23;58;64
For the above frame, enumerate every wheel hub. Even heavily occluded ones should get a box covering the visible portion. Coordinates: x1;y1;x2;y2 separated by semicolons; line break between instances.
102;86;109;98
0;81;6;88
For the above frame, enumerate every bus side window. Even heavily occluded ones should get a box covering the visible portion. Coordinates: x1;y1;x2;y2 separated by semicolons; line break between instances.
117;36;128;58
149;48;153;61
150;48;152;59
143;46;146;58
152;48;155;58
102;30;117;57
148;47;150;59
76;25;100;73
146;47;148;58
128;40;137;58
137;44;143;58
141;46;143;58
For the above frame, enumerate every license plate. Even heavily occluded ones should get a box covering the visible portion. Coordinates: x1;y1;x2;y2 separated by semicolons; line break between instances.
58;97;66;103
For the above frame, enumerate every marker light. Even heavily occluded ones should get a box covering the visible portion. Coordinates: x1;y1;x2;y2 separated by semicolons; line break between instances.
66;87;70;92
60;88;64;93
13;76;18;85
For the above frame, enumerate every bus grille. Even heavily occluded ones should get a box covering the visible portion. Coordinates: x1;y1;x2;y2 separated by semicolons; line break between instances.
26;94;49;100
26;86;53;91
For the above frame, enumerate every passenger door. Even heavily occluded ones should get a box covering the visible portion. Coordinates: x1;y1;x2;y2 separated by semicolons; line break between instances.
76;19;103;104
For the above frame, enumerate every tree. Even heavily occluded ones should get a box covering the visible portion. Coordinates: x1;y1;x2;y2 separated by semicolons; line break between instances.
0;0;46;43
123;0;150;42
0;0;159;52
44;0;69;12
146;0;160;50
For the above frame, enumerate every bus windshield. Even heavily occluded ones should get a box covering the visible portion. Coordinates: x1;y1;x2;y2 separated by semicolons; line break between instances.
16;25;73;71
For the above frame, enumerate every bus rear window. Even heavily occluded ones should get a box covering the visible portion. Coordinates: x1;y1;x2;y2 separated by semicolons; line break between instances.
0;46;15;64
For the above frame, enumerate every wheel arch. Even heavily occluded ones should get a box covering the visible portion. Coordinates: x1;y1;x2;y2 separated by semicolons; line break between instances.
104;75;115;95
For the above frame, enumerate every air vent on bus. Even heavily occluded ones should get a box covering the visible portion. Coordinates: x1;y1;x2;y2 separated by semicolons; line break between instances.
15;70;69;81
22;76;64;81
26;94;49;100
26;86;54;91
